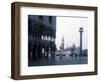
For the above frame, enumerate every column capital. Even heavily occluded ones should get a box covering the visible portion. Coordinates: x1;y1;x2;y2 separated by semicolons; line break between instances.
79;27;83;32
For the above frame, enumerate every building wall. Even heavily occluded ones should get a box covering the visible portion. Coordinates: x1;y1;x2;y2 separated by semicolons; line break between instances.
28;15;56;29
28;15;56;60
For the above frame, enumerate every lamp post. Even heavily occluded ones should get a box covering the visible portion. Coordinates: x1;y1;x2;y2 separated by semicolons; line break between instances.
79;27;83;57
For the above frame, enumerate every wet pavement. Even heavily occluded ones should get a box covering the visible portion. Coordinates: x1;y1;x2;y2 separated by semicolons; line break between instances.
28;54;88;66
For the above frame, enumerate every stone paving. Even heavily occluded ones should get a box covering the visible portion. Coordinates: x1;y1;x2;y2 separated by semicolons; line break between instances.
28;54;88;66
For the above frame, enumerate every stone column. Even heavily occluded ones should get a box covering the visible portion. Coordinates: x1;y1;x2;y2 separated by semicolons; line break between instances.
79;27;83;57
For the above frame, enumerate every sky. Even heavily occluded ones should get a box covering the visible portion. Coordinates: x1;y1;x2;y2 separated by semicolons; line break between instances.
55;16;88;50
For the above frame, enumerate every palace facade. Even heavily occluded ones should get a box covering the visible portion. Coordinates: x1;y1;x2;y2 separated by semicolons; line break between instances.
28;15;56;60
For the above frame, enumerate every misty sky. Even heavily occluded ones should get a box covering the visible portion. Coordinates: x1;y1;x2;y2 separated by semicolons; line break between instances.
55;16;88;50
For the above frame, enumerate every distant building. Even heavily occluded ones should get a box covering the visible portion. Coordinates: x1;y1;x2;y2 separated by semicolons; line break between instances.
59;36;64;50
82;49;88;56
28;15;56;60
70;44;80;57
56;40;88;57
